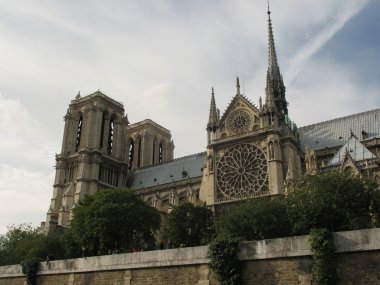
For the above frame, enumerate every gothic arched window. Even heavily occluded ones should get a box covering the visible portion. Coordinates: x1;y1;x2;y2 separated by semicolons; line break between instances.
152;140;156;164
159;142;163;163
75;115;83;152
99;112;106;148
107;117;114;154
128;139;134;170
137;138;142;167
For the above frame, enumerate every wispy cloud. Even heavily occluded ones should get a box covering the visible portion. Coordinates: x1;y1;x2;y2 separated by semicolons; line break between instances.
285;0;370;84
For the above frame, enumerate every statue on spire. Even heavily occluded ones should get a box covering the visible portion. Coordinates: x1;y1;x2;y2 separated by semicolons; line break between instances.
236;76;241;95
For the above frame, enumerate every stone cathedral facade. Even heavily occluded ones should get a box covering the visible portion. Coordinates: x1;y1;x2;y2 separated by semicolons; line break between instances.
45;10;380;231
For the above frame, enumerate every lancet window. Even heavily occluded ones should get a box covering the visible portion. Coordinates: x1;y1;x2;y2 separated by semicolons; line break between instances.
75;115;83;152
64;161;78;183
152;140;156;164
99;112;106;148
137;138;142;167
128;139;134;170
159;142;163;163
98;162;119;187
107;117;114;154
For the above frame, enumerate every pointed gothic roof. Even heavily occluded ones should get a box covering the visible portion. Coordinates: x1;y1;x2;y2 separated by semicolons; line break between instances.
219;77;258;123
328;135;376;166
219;93;259;123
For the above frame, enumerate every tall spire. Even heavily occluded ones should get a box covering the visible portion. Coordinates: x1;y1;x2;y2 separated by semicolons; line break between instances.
265;5;288;120
267;4;279;77
207;87;219;131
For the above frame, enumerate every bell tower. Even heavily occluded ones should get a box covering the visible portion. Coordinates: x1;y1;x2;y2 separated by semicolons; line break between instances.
46;91;129;231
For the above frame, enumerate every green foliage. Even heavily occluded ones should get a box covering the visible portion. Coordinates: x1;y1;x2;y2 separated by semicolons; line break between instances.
0;224;65;265
309;228;336;285
61;229;82;258
287;171;378;235
215;197;291;241
166;202;214;247
208;239;240;285
70;188;160;255
21;257;41;285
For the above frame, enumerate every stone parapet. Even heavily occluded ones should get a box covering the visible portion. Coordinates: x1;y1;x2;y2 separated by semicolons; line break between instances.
0;228;379;284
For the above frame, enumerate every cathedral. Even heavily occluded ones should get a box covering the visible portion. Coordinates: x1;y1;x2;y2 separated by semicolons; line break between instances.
45;9;380;231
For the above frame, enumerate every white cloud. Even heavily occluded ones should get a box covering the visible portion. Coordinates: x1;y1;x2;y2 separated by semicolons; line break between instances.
0;94;57;170
0;94;56;234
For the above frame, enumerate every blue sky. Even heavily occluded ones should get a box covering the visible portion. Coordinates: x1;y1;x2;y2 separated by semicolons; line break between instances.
0;0;379;233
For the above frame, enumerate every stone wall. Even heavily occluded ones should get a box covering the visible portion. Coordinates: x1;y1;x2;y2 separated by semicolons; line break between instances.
0;228;379;285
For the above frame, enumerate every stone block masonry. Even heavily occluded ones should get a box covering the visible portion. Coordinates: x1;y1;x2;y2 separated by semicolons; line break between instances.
0;228;379;285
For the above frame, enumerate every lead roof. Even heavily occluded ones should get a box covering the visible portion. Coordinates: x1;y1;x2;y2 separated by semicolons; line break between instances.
130;152;206;190
329;136;376;166
298;109;380;151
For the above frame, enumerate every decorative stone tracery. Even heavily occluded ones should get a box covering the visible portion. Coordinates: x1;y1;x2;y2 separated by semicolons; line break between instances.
216;143;268;201
228;110;251;134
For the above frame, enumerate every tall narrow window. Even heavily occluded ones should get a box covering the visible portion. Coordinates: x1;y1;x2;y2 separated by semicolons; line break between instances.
137;138;142;168
99;112;106;148
128;140;134;170
107;118;114;154
159;142;163;163
75;115;83;151
152;140;156;164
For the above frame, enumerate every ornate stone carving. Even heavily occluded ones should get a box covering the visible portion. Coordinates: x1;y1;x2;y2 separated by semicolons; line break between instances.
79;154;90;163
228;110;251;134
64;108;72;120
169;190;178;206
216;143;268;200
93;100;106;111
208;154;214;172
56;161;65;168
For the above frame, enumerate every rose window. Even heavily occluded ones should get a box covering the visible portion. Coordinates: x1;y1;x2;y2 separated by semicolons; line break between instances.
228;110;251;134
216;143;268;200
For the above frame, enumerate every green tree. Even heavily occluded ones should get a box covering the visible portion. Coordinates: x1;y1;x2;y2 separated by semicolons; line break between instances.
286;171;379;235
0;224;65;265
166;202;213;247
215;197;291;241
208;239;240;285
70;189;160;255
309;228;337;285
